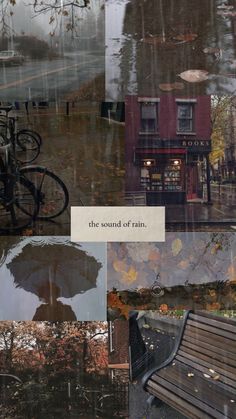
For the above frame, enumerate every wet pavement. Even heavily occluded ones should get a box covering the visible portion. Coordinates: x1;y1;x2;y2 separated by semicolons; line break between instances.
2;104;125;236
166;202;236;229
106;0;236;99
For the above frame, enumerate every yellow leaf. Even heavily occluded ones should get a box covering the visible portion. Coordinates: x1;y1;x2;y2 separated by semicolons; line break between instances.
121;266;138;284
172;238;183;256
113;260;127;273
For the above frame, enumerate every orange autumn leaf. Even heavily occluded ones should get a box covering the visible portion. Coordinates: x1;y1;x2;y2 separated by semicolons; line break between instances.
107;292;147;319
113;259;127;273
206;302;221;311
159;304;168;312
178;259;190;269
149;249;160;261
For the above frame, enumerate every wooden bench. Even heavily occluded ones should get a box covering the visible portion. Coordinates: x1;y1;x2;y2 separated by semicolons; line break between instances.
142;310;236;419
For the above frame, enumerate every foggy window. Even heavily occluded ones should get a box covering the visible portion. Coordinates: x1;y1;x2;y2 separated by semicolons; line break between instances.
177;104;194;132
140;103;158;133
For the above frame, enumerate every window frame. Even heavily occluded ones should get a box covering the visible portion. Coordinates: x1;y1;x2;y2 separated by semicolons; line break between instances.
176;100;196;135
139;99;159;134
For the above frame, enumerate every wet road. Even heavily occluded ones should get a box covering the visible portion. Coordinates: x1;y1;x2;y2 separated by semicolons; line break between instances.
0;51;104;101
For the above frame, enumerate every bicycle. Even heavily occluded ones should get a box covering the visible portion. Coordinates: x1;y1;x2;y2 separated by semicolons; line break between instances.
0;144;39;232
0;105;41;164
0;125;69;222
75;384;116;417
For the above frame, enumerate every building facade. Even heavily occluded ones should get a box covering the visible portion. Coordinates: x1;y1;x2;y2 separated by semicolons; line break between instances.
125;95;212;205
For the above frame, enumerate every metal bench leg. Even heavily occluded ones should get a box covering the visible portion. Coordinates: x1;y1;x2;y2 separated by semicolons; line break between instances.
147;395;163;408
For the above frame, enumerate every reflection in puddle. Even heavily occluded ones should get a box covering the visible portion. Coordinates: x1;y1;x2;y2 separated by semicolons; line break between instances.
0;237;106;321
107;233;236;318
106;0;236;99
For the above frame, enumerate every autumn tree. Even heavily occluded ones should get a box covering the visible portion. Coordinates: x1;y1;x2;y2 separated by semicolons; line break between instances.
0;322;108;382
210;96;236;176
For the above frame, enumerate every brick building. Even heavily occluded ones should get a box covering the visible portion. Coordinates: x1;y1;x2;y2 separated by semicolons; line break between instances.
125;95;212;205
108;320;129;382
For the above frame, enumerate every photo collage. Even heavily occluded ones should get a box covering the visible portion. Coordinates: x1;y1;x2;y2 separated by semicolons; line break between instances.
0;0;236;418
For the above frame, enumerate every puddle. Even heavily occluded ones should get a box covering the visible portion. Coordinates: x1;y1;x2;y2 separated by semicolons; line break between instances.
106;0;236;98
107;232;236;317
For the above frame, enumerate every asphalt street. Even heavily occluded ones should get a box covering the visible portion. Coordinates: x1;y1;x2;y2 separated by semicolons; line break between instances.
0;51;104;101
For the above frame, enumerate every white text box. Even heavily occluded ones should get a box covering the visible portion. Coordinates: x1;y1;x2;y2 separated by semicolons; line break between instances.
71;206;165;242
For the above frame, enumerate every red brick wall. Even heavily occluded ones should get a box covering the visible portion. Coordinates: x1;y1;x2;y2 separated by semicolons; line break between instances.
108;320;129;365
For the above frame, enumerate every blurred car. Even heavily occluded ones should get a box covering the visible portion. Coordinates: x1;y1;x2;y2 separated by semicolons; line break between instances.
0;50;24;65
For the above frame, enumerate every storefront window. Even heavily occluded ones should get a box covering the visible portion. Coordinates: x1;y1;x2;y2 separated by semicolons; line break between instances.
177;103;194;132
140;159;183;192
140;102;158;133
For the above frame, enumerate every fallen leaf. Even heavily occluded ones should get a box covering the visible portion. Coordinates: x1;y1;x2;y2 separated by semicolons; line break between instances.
206;302;221;310
173;82;184;90
172;238;183;256
178;259;190;269
159;83;175;92
172;33;198;42
159;304;168;312
113;259;127;273
179;69;209;82
203;47;222;55
121;266;138;284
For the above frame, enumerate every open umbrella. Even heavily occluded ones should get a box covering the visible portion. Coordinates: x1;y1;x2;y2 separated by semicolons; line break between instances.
6;238;102;300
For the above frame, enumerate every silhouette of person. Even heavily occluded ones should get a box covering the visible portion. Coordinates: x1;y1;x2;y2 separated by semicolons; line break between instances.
32;282;77;321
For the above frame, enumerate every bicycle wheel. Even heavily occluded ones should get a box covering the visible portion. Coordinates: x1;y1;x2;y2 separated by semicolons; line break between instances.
19;166;69;219
16;132;40;164
18;129;42;146
0;173;39;232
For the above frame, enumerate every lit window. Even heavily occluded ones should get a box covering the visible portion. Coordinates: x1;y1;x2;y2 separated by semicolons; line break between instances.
177;104;194;132
140;102;158;132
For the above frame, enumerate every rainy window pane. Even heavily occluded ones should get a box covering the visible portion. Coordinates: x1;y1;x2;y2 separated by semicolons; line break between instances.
140;103;158;132
177;104;193;132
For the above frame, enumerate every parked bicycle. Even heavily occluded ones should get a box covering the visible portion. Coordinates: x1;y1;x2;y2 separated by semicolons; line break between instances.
0;107;69;232
75;383;116;417
0;105;41;164
0;144;39;232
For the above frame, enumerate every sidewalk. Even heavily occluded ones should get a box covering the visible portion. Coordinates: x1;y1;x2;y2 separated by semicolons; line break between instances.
166;202;236;225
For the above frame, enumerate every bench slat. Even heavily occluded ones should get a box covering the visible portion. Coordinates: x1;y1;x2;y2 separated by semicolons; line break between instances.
189;313;236;334
182;334;236;363
185;325;236;355
194;310;236;326
146;380;213;419
143;311;236;419
178;348;236;381
155;361;236;418
186;319;236;341
149;375;227;419
179;343;236;372
176;354;236;389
